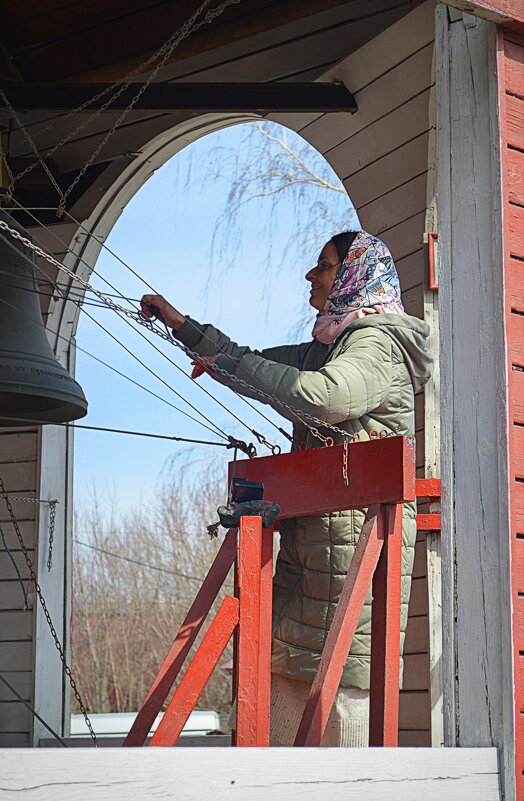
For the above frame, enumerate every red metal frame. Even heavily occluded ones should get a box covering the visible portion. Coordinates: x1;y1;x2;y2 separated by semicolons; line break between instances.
428;232;439;291
150;595;239;747
126;436;440;748
123;529;237;746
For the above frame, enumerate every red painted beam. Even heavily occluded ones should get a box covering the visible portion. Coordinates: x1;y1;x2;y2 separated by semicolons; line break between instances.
236;516;273;747
416;478;441;499
123;529;237;746
369;504;403;746
294;506;383;746
148;594;239;747
416;513;441;531
232;436;416;519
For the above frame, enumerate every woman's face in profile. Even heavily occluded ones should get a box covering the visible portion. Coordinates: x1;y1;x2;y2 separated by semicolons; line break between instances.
305;241;341;310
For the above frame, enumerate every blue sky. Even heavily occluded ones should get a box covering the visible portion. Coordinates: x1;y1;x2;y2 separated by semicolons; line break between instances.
74;123;357;513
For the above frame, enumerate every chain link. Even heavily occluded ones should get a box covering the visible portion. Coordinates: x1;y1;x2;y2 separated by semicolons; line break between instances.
57;0;242;214
0;218;395;448
3;0;242;201
0;479;98;746
5;495;58;570
342;439;349;487
47;501;57;571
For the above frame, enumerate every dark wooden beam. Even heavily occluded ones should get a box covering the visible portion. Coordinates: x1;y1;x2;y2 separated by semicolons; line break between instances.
8;0;362;83
0;82;357;112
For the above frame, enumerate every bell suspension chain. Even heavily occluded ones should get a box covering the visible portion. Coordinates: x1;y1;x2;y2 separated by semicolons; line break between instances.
0;219;394;449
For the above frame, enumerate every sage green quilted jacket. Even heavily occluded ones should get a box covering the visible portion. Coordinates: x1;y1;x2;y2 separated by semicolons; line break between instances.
175;314;434;689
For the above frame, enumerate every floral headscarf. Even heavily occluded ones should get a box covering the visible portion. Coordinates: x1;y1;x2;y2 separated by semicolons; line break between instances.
312;230;405;345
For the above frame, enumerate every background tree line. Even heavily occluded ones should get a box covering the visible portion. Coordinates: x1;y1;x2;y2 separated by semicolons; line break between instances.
71;457;233;717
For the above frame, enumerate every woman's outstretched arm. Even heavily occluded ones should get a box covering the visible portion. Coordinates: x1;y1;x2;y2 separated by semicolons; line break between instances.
174;315;392;425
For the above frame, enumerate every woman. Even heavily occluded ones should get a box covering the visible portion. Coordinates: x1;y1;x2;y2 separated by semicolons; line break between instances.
140;229;434;746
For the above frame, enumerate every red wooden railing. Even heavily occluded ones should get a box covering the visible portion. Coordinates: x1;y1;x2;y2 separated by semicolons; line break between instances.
124;436;440;748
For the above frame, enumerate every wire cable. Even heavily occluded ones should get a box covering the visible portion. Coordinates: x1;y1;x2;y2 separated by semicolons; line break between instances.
0;216;345;446
0;223;233;441
0;523;28;608
5;202;284;448
0;672;67;747
73;539;206;583
0;292;228;441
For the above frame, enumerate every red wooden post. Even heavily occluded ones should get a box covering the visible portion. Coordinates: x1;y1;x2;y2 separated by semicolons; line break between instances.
257;526;274;741
294;506;383;747
369;503;403;746
149;594;239;747
124;529;237;746
235;516;272;746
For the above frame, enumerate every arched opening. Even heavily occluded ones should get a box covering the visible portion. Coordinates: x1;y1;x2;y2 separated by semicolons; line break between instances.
67;116;359;734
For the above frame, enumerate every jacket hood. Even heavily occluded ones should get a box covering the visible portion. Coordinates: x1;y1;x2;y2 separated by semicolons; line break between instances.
341;314;434;393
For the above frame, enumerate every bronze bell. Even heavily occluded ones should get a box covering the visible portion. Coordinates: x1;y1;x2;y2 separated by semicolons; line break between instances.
0;212;88;425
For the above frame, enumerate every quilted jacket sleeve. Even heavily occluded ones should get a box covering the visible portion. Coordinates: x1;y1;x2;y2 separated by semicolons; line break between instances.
174;316;392;424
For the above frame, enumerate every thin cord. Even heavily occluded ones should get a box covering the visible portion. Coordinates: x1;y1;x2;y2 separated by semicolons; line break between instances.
0;523;28;608
0;214;346;444
0;417;232;447
79;302;231;441
0;672;67;747
6;202;283;447
73;540;205;582
0;292;226;441
0;223;231;441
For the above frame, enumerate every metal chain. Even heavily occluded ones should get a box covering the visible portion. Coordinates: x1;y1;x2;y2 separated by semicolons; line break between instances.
4;0;241;198
0;218;393;447
56;0;241;214
342;439;349;486
0;479;98;746
5;495;58;571
47;501;57;571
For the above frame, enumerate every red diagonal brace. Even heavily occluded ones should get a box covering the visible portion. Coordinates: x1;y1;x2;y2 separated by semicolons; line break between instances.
369;503;403;746
123;528;236;746
149;594;239;747
294;506;383;746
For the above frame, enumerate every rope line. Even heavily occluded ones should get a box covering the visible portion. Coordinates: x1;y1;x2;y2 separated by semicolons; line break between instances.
0;217;358;444
0;414;249;457
5;201;287;449
0;292;228;442
73;539;206;583
0;523;28;608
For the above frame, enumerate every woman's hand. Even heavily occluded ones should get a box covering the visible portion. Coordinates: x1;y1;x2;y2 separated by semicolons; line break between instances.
140;295;186;331
191;355;219;379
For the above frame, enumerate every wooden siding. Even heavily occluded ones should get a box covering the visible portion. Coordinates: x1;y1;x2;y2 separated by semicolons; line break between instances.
500;28;524;801
0;427;39;746
271;0;436;745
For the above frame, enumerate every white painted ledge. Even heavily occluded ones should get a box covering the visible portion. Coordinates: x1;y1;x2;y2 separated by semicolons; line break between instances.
0;747;500;800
